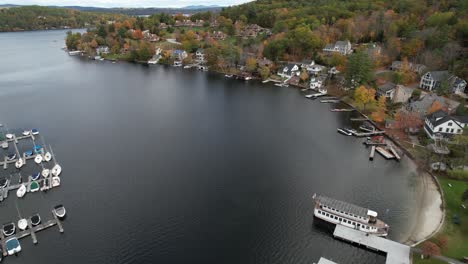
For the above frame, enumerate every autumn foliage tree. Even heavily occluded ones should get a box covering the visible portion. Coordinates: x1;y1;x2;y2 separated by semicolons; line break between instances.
427;101;443;114
371;96;387;122
421;241;441;257
131;29;143;40
394;110;423;134
435;235;448;250
245;57;257;72
353;85;376;111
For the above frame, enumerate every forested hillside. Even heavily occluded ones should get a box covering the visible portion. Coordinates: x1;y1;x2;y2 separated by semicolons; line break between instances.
0;6;125;32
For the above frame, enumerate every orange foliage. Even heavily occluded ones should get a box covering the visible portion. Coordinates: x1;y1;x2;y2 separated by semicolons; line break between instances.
427;100;443;114
421;241;440;257
132;29;143;40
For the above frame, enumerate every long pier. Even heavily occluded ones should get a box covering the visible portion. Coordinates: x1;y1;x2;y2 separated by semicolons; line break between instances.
369;146;376;161
0;210;64;257
351;130;385;137
333;225;410;264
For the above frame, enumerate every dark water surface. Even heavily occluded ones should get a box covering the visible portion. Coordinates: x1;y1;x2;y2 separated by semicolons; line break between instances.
0;30;423;264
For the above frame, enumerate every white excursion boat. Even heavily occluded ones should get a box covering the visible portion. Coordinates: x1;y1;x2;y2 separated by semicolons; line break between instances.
42;168;50;178
15;158;24;169
51;164;62;176
54;205;66;219
16;184;26;198
34;154;43;164
337;128;353;136
313;194;389;236
17;219;28;230
51;177;61;188
43;152;52;162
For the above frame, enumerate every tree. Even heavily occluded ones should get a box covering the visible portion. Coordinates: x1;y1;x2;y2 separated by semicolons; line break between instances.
132;29;143;40
435;235;448;250
411;89;421;100
394;110;423;134
97;24;107;38
436;78;450;95
371;96;386;122
299;70;309;83
345;51;373;88
259;66;270;80
421;241;440;257
427;101;443;114
353;85;376;111
245;57;257;72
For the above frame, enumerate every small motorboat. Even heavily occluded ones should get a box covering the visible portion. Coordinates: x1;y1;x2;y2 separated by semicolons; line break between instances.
22;130;30;136
33;145;43;154
24;150;33;157
15;158;24;169
16;184;26;198
51;177;61;187
30;181;40;192
30;214;41;226
31;128;39;135
225;74;233;78
5;133;14;140
337;128;353;136
54;205;66;219
0;177;8;188
1;141;8;149
41;178;49;191
51;164;62;176
43;152;52;162
42;168;50;178
34;155;43;164
2;223;16;236
17;219;28;230
5;237;21;255
31;172;41;181
6;153;16;161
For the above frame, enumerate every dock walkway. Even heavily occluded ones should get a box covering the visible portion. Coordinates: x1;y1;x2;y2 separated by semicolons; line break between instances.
316;257;338;264
333;225;410;264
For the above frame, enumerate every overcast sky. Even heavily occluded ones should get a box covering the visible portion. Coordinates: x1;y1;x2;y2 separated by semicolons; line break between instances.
0;0;252;8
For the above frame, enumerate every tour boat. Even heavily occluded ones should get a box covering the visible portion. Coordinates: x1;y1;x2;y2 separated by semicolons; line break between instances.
312;194;389;236
54;205;67;219
5;237;21;255
337;128;353;136
43;152;52;162
17;219;28;230
31;172;41;181
6;153;16;161
30;181;40;192
42;168;50;178
0;177;7;188
51;164;62;176
5;133;13;140
51;177;61;188
1;141;8;149
2;223;16;236
31;128;39;135
24;150;33;157
34;154;43;164
16;184;26;198
31;214;41;226
15;158;24;169
22;130;30;136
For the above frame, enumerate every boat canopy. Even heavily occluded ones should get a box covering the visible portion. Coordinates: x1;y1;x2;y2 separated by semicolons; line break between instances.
367;210;378;217
5;238;19;250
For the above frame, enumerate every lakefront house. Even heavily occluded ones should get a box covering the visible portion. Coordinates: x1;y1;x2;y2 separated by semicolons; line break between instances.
277;64;300;78
96;46;110;55
419;71;467;94
424;110;468;139
195;48;205;63
172;50;188;61
322;40;352;55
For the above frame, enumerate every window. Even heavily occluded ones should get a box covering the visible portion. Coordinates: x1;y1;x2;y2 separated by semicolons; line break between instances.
339;218;342;221
448;122;452;127
438;127;442;132
450;129;454;133
458;129;462;133
446;128;450;132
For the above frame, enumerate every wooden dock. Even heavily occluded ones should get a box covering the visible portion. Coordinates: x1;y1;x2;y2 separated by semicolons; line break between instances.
0;210;64;257
350;117;368;121
388;145;401;161
369;146;376;161
333;225;410;264
375;147;395;159
352;131;385;137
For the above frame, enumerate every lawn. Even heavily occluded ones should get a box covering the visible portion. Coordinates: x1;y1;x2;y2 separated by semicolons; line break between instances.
375;71;397;82
413;255;447;264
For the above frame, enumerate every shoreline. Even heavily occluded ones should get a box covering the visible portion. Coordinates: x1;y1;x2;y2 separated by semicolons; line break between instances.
73;54;446;246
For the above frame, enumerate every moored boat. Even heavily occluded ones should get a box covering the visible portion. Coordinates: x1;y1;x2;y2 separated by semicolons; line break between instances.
22;130;30;136
34;155;43;164
312;193;389;236
225;74;233;78
1;141;8;149
24;150;33;157
51;164;62;176
34;145;43;154
16;184;26;198
6;153;16;161
43;152;52;162
2;223;16;237
0;177;8;188
5;133;13;140
337;128;353;136
30;181;40;192
30;214;41;226
54;205;66;219
15;158;24;169
5;237;21;255
42;168;50;178
31;128;39;135
51;177;61;187
17;219;28;230
31;172;41;181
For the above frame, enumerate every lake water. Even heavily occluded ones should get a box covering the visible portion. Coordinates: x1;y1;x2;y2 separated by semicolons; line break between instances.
0;30;424;264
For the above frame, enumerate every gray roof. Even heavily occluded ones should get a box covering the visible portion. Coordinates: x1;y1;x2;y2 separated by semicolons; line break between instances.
315;195;369;218
408;94;460;115
324;44;334;50
427;71;449;82
454;115;468;124
378;82;396;93
336;40;350;47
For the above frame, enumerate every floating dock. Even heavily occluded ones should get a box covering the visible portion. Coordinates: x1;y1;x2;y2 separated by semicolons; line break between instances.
333;225;410;264
375;147;395;159
0;210;65;257
388;145;401;161
305;92;326;99
350;117;368;121
369;146;376;160
351;131;385;137
316;257;338;264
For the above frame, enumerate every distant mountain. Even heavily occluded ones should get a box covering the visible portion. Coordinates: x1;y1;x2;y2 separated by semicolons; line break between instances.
183;5;222;10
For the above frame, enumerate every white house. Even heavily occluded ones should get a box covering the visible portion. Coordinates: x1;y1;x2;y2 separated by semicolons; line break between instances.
420;71;466;94
96;46;109;55
301;60;324;75
322;40;352;55
424;110;468;139
450;76;467;95
195;48;205;63
172;49;188;61
377;83;396;100
277;64;300;78
310;76;323;90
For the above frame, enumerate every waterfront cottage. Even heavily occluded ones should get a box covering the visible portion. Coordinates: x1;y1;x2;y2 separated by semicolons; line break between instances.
377;83;396;100
142;30;159;42
195;48;205;63
95;46;109;55
278;64;300;78
390;61;427;75
301;60;324;75
172;50;188;61
322;40;352;55
424;110;468;139
392;85;414;103
420;71;466;94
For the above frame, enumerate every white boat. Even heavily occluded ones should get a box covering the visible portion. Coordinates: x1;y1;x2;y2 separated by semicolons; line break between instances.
51;164;62;176
43;152;52;162
16;184;26;198
42;168;50;178
225;74;233;78
1;141;8;149
5;133;13;140
68;50;81;56
17;219;28;230
313;194;389;236
22;130;30;136
31;128;39;135
183;65;192;69
51;177;61;187
15;158;24;169
34;155;43;164
5;237;21;255
54;205;66;219
244;76;252;81
2;223;16;237
337;128;353;136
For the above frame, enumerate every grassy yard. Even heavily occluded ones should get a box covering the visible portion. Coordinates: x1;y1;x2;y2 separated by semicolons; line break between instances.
375;71;397;82
412;256;447;264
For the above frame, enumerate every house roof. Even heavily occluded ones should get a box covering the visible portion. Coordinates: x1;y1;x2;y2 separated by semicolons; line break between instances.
378;82;396;93
196;48;204;53
324;44;334;50
409;94;460;114
454;115;468;124
426;110;466;128
315;195;369;218
173;49;186;54
336;40;350;47
427;71;450;82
